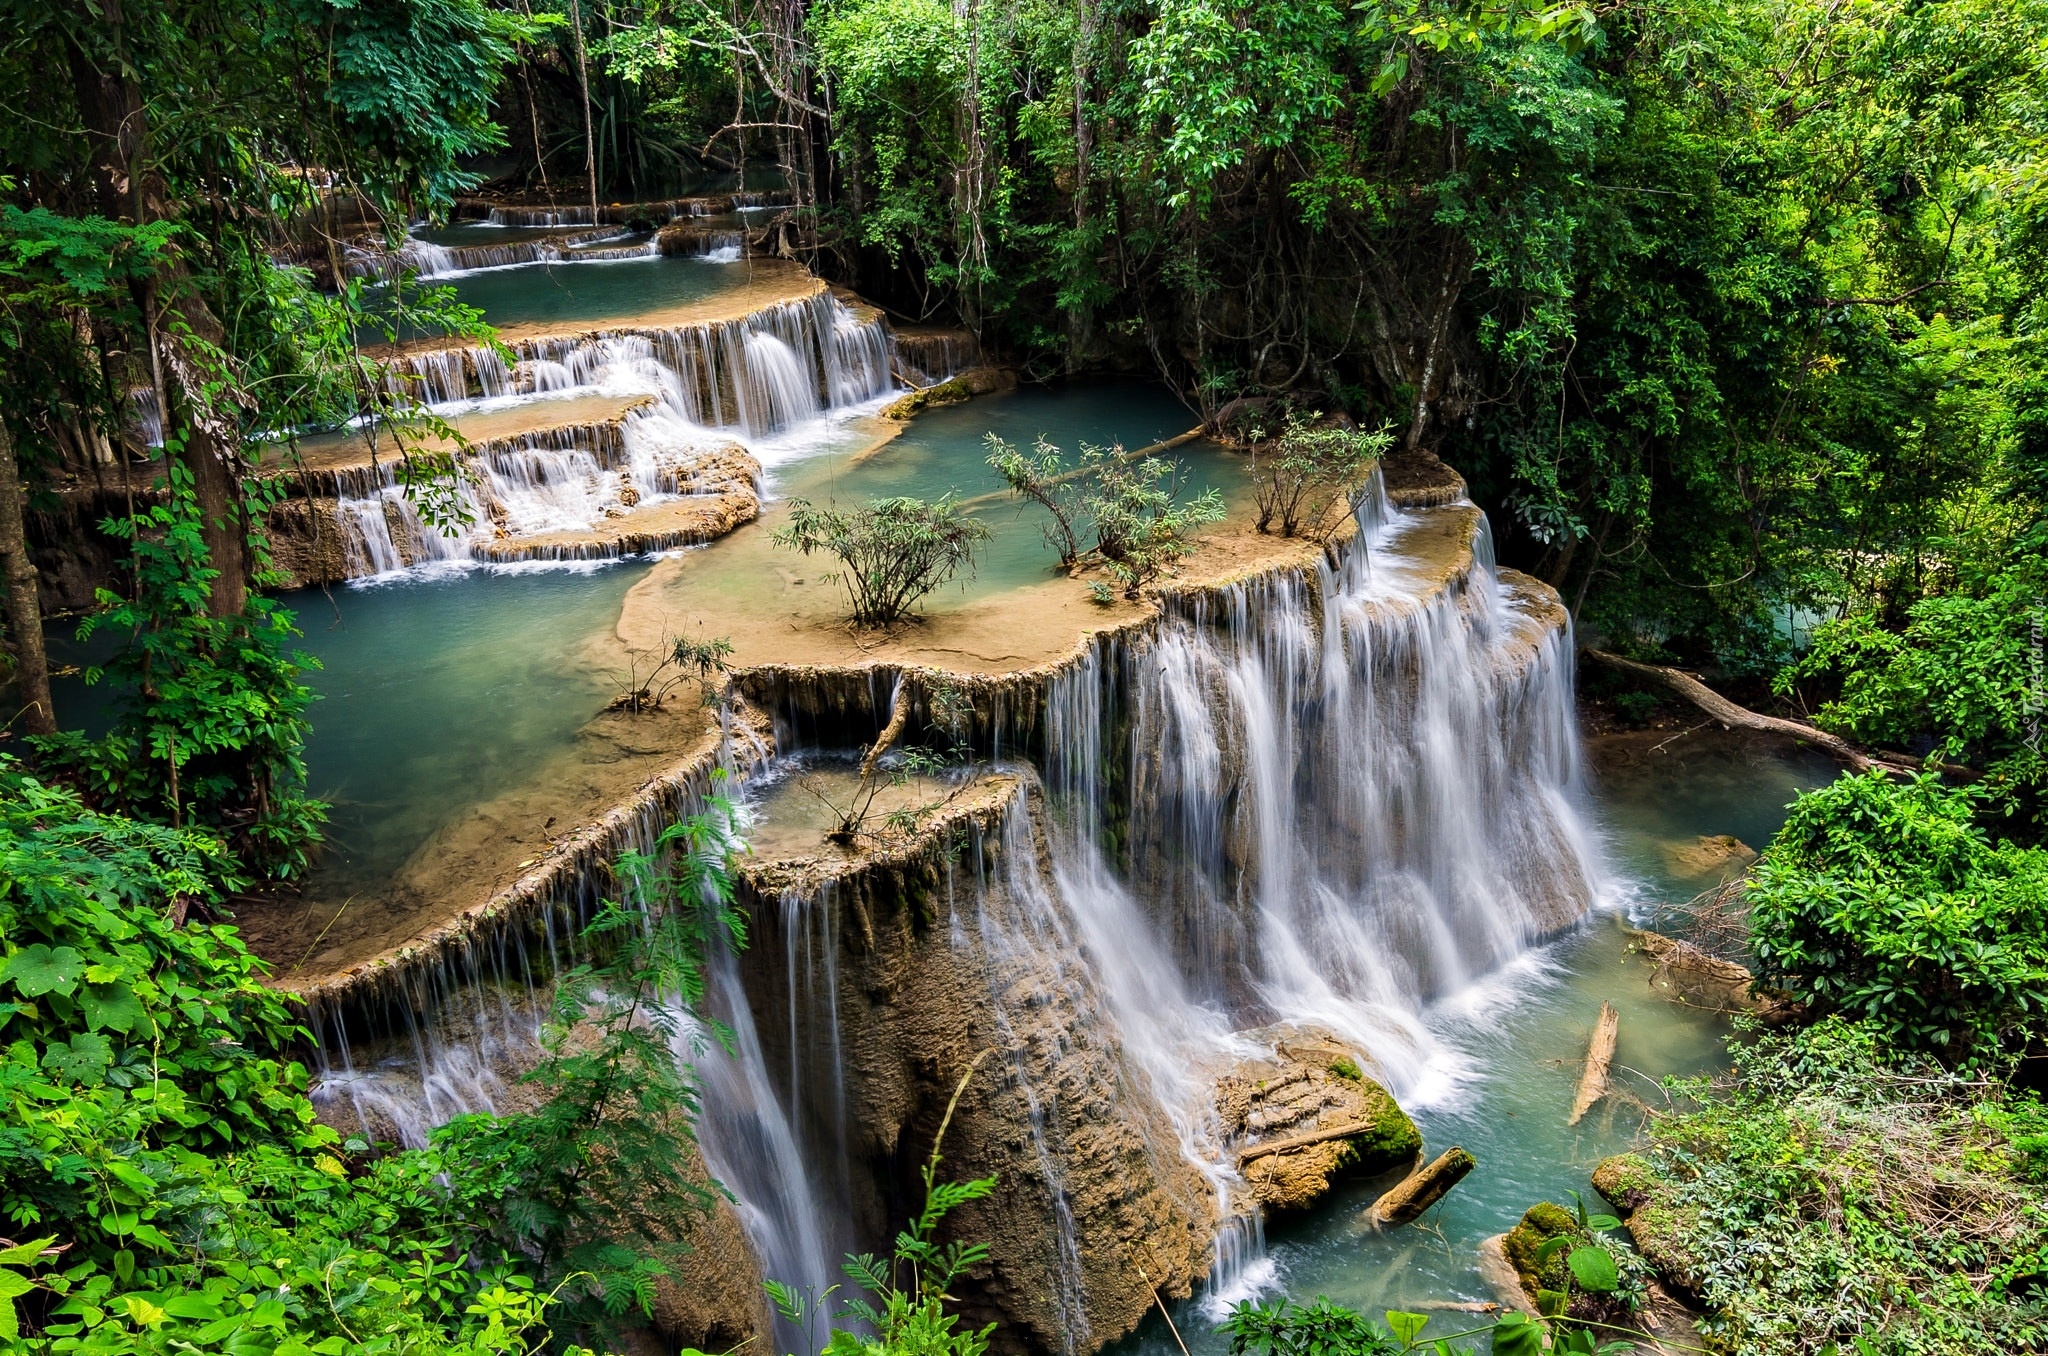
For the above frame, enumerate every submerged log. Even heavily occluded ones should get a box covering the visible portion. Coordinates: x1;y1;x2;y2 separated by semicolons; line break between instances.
1569;1002;1620;1125
1367;1145;1476;1228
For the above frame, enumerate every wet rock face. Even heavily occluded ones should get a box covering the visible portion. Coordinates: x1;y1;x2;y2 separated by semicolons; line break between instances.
1215;1027;1421;1215
738;795;1215;1356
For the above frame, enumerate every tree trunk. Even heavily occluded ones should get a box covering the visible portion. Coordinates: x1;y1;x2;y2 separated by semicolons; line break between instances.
0;422;55;736
1568;1002;1618;1125
568;0;599;223
72;0;250;619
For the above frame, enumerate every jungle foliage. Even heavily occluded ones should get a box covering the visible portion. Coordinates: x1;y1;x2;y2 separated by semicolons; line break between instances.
0;754;752;1352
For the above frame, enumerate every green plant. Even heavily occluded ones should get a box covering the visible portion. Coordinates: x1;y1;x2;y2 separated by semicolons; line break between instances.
1627;1019;2048;1355
29;454;325;876
1746;771;2048;1060
773;496;992;627
610;630;736;712
1084;453;1226;598
0;754;593;1354
769;1056;997;1356
1248;414;1390;539
985;433;1090;568
431;789;750;1328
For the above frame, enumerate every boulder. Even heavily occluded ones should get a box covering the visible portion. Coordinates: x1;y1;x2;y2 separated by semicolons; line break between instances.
1216;1026;1422;1214
881;366;1018;420
1592;1154;1706;1301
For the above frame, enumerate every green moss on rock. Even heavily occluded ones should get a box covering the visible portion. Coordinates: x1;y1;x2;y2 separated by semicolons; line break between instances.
1591;1153;1657;1213
1502;1201;1584;1299
1346;1083;1422;1174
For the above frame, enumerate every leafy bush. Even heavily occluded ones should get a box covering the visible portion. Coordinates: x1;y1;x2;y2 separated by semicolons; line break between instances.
0;756;558;1352
1747;772;2048;1059
1624;1019;2048;1356
1248;414;1391;540
29;458;325;877
773;495;992;625
984;435;1227;595
0;754;752;1353
1776;571;2044;820
984;433;1091;568
1089;452;1226;597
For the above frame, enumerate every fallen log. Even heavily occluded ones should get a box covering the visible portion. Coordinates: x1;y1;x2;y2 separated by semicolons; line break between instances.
1236;1117;1378;1166
1582;649;1886;772
1569;1002;1620;1125
1368;1146;1476;1228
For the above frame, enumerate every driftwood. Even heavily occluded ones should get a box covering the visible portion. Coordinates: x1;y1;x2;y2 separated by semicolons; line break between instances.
1582;649;1884;772
1368;1146;1476;1227
857;688;912;780
1569;1002;1620;1125
1236;1118;1380;1166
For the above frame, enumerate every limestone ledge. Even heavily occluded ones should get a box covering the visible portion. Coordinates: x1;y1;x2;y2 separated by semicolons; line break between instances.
274;699;776;1013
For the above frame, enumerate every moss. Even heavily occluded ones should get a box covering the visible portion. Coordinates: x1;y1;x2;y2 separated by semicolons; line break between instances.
1591;1153;1657;1213
1345;1084;1422;1174
1328;1056;1363;1081
1502;1201;1583;1299
1622;1199;1702;1297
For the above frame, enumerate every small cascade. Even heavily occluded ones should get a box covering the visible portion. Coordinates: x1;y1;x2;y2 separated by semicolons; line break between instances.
328;405;750;576
893;330;980;386
468;191;796;228
381;290;897;441
342;228;638;280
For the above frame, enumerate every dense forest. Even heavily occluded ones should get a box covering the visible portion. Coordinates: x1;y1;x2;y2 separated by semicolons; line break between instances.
1;0;2045;1353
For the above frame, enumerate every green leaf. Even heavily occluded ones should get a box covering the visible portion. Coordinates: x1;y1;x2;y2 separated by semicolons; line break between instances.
3;945;85;998
1490;1312;1544;1356
0;1238;55;1267
1567;1245;1621;1294
81;982;146;1034
1584;1213;1621;1231
1386;1310;1429;1347
43;1032;113;1084
1536;1235;1574;1266
163;1295;225;1320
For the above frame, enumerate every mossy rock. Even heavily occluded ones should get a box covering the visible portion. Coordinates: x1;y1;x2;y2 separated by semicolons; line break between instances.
1502;1201;1584;1299
1591;1153;1657;1213
1589;1155;1704;1298
1340;1082;1423;1175
1622;1199;1704;1299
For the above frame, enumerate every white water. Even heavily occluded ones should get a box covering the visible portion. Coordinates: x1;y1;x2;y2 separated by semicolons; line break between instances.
341;291;897;576
303;458;1603;1344
739;485;1605;1327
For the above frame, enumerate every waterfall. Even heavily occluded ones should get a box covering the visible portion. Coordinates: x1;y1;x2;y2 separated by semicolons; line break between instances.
329;405;746;577
297;481;1603;1345
382;291;896;442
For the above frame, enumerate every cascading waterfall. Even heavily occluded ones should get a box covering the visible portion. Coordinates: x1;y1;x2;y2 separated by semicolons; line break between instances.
330;405;738;575
741;487;1604;1323
297;463;1605;1344
382;291;895;441
334;291;897;576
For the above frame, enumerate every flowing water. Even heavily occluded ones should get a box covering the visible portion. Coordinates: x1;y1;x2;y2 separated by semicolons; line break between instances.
193;236;1853;1352
303;379;1226;898
1095;729;1840;1352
